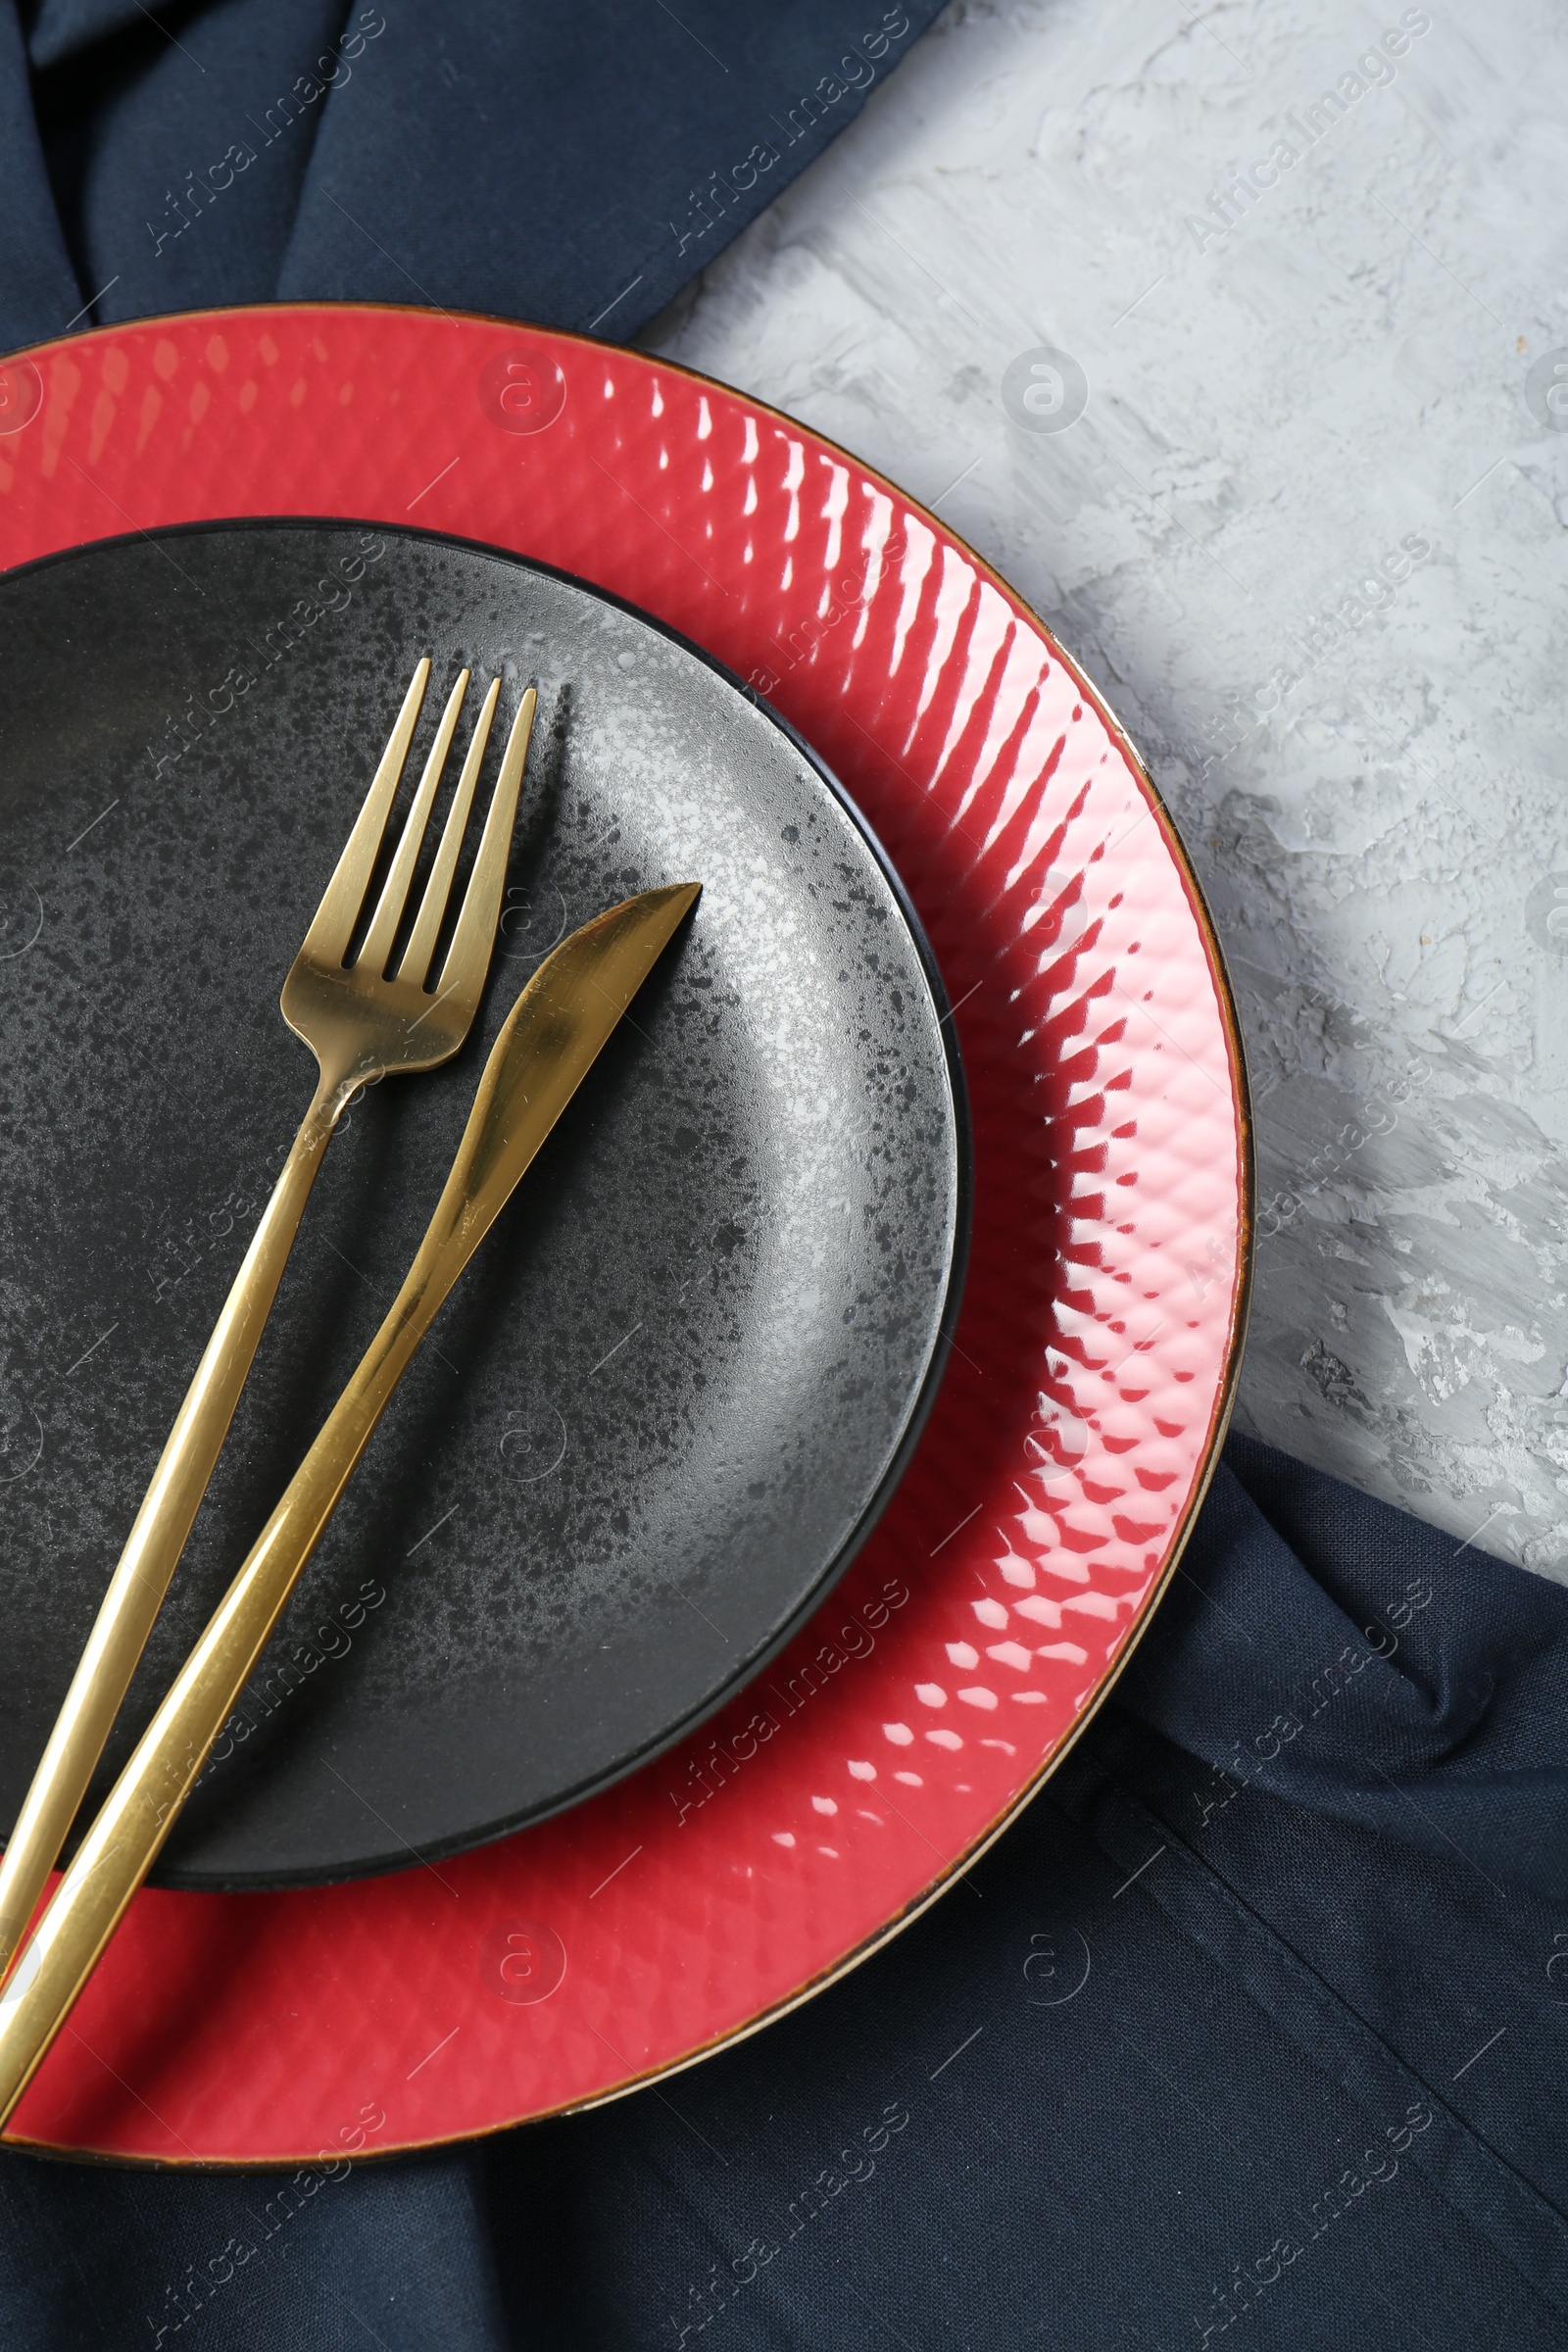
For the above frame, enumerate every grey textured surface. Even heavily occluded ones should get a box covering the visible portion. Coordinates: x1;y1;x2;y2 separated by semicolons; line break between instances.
649;0;1568;1579
0;522;962;1883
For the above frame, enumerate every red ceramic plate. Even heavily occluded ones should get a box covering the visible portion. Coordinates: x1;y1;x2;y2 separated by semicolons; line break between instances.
0;305;1250;2165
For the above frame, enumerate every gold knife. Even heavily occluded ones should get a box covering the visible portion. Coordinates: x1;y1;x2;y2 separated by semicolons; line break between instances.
0;880;700;2128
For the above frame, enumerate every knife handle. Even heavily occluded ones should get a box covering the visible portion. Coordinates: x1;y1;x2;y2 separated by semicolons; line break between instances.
0;1080;343;1981
0;1265;426;2129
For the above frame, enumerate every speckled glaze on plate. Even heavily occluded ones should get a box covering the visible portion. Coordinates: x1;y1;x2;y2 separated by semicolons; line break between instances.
0;516;967;1888
0;306;1250;2164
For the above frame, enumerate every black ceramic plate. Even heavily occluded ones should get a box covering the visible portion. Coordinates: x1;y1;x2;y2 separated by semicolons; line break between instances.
0;519;967;1887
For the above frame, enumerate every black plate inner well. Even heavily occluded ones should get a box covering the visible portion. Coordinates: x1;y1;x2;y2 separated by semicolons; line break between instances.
0;519;965;1886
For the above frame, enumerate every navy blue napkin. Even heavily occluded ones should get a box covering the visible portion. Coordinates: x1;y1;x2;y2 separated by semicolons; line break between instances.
6;0;940;347
3;7;1566;2346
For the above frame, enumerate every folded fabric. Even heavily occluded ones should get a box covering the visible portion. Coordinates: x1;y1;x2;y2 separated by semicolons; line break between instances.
3;0;943;351
1117;1432;1568;1905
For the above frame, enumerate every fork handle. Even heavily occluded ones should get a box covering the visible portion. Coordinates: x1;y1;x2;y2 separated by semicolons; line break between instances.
0;1167;437;2130
0;1075;347;1978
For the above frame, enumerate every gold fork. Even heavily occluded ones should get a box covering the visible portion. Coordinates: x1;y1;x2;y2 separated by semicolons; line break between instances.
0;659;536;1979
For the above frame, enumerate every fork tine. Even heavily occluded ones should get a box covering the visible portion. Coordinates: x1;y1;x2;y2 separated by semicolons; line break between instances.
432;685;538;1008
356;669;470;976
394;676;502;987
300;659;430;965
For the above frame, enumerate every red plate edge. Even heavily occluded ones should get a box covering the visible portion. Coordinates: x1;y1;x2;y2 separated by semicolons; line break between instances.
0;304;1253;2164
